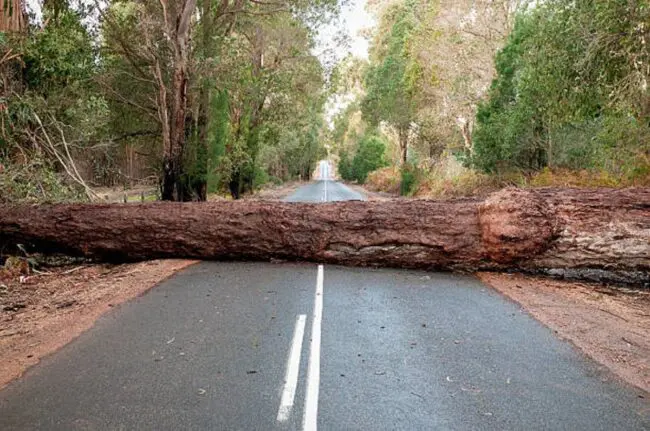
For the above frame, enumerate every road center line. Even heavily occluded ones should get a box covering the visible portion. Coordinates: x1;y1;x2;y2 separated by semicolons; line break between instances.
277;314;307;422
303;265;324;431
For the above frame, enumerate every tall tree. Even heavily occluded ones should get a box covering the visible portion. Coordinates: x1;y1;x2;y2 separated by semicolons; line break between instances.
158;0;197;200
101;0;197;201
362;0;418;164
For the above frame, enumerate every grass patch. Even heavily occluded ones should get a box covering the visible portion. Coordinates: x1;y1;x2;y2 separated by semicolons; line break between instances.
365;166;401;194
365;155;650;200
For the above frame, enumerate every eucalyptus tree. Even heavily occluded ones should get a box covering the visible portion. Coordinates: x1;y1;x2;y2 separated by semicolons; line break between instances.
99;0;199;200
100;0;338;201
472;0;650;176
361;0;418;165
212;11;328;197
0;0;26;32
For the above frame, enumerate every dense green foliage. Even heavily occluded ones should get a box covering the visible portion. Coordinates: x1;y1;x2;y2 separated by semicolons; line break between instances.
4;0;648;204
333;0;648;194
399;164;418;196
472;1;649;177
361;1;417;130
361;0;419;163
338;134;388;184
1;0;336;202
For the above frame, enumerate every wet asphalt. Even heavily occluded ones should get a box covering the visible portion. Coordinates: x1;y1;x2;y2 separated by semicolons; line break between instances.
0;171;649;430
284;180;364;203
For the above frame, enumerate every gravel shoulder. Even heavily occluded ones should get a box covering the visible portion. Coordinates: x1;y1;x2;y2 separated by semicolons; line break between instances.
478;272;650;394
0;259;197;389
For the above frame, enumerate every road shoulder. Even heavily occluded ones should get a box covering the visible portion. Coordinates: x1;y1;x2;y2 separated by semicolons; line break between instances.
0;259;198;389
478;272;650;395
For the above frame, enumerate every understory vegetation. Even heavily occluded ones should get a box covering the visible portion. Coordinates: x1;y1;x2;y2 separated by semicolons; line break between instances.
333;0;649;196
1;0;335;202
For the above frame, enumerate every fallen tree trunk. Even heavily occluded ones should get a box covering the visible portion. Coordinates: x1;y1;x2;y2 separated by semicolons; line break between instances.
1;188;648;283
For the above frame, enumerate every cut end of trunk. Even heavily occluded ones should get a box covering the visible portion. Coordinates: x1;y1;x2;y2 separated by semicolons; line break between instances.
478;188;559;264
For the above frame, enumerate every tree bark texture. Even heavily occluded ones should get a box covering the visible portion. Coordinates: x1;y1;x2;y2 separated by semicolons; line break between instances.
160;0;197;201
1;188;648;282
0;0;25;33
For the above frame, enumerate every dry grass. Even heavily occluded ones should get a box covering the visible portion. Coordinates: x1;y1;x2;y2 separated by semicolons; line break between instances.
419;167;650;199
529;167;650;188
365;156;650;199
365;166;402;194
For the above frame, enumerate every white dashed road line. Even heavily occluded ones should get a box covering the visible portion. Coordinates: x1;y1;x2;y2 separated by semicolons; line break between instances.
277;314;307;422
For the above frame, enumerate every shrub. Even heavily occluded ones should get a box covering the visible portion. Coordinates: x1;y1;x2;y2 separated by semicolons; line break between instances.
365;166;401;193
338;151;354;181
0;158;85;203
351;135;388;184
399;164;419;196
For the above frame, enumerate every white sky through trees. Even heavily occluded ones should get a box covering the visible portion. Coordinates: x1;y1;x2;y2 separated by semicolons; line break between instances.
332;0;374;60
317;0;375;126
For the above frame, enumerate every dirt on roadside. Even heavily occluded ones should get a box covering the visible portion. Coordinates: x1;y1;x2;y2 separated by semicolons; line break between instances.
478;272;650;395
0;259;197;389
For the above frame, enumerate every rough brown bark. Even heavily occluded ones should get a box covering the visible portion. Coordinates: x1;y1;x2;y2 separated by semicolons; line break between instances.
1;188;648;282
160;0;197;201
0;0;25;33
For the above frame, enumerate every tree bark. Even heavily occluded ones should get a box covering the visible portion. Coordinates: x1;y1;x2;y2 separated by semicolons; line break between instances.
160;0;197;201
398;126;408;165
1;188;648;283
192;0;214;202
0;0;26;33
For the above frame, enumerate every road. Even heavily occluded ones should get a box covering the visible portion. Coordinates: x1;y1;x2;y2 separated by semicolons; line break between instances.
285;160;364;203
1;162;648;430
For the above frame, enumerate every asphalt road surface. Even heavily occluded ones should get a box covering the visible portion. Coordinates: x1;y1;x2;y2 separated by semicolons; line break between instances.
1;163;649;430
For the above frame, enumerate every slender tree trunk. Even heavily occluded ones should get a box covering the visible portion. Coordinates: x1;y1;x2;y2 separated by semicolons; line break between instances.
460;120;473;156
193;88;209;201
192;0;213;202
398;126;408;165
547;133;553;168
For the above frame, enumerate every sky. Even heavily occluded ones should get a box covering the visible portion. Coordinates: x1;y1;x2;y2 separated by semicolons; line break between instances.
315;0;376;63
316;0;376;126
338;0;375;59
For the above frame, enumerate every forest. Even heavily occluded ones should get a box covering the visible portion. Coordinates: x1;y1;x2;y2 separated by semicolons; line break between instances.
333;0;649;196
1;0;335;202
1;0;648;203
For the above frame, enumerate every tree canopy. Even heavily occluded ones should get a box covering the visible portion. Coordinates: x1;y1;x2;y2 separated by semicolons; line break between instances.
1;0;338;202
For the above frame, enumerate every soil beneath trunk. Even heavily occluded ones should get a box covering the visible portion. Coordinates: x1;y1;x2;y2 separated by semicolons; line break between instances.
0;260;197;389
478;272;650;394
